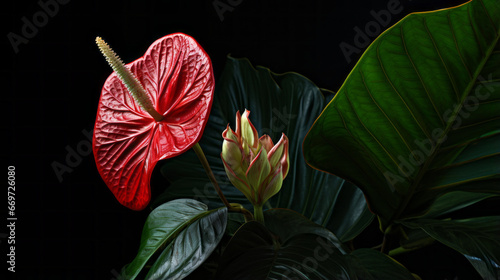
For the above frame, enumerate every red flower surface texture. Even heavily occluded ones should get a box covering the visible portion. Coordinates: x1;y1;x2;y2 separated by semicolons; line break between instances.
93;33;214;210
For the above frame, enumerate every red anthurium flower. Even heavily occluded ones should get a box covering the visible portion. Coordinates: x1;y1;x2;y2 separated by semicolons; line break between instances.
93;33;214;210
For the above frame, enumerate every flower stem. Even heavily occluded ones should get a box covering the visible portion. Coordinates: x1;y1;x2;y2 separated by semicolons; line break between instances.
192;143;231;208
229;203;254;222
380;233;389;254
254;204;265;224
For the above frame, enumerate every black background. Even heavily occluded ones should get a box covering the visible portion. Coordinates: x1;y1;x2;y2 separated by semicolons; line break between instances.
4;0;494;279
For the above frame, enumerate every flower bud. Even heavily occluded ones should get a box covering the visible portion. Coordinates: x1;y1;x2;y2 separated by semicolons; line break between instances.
221;110;289;206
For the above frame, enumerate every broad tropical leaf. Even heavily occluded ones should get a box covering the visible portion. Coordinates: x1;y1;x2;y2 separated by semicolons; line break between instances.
303;0;500;227
158;56;373;242
122;199;227;279
215;209;416;280
402;216;500;279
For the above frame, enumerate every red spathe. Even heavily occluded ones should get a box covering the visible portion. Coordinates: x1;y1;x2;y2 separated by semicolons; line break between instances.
93;33;215;210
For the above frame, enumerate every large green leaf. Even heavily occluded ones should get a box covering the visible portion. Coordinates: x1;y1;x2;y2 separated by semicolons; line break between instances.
303;0;500;227
122;199;227;279
215;209;416;280
157;56;374;241
402;216;500;279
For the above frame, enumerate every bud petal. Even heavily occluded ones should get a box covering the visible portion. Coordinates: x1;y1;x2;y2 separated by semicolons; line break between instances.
267;133;286;170
245;148;271;197
281;134;290;179
241;110;259;150
222;139;242;167
222;125;243;166
235;111;242;141
259;135;274;153
260;166;284;205
221;154;254;201
222;124;239;142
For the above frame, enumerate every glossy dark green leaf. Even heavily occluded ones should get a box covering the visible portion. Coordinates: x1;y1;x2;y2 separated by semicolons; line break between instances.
391;191;495;257
346;249;421;280
421;191;495;218
122;199;227;279
389;227;436;256
158;56;373;241
216;209;415;280
264;208;347;254
402;216;500;279
303;0;500;227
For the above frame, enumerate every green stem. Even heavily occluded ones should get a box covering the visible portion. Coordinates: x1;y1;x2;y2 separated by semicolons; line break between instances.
380;233;389;254
380;224;393;254
389;236;436;256
254;204;265;224
230;203;254;222
389;246;420;256
192;143;231;208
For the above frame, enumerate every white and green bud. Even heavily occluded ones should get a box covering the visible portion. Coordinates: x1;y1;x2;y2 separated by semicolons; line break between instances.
221;110;289;208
